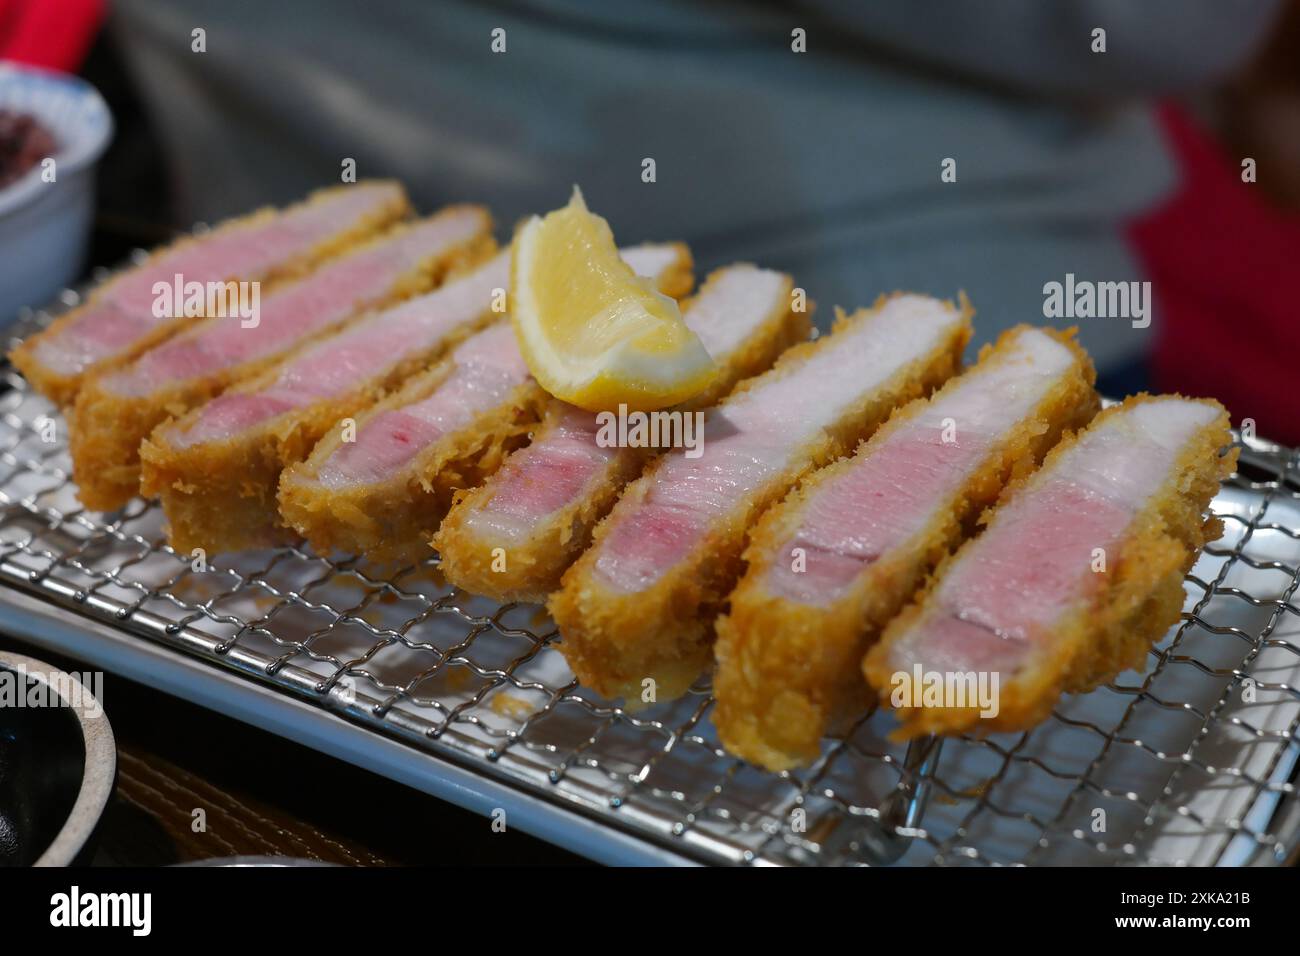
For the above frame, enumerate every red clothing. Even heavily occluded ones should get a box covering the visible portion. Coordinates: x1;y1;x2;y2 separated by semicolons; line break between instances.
0;0;104;71
1129;105;1299;445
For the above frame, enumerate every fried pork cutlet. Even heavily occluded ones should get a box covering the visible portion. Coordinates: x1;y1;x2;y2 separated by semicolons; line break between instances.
10;181;409;405
140;247;512;553
70;206;493;511
863;394;1237;738
713;325;1099;770
279;321;540;563
549;293;973;705
278;244;695;564
141;243;689;554
433;263;809;603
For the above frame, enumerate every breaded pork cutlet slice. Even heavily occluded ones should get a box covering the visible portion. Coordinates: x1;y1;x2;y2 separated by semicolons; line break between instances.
863;394;1237;739
70;206;493;511
434;263;809;603
549;293;973;705
141;243;687;554
140;247;514;554
713;326;1099;770
9;181;409;405
278;245;694;564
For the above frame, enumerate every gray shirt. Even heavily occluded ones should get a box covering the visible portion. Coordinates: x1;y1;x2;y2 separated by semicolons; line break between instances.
109;0;1281;370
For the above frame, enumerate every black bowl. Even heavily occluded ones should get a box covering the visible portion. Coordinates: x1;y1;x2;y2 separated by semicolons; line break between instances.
0;652;115;866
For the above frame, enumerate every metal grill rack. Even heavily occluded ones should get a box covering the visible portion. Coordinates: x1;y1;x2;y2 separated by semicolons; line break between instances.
2;284;1298;867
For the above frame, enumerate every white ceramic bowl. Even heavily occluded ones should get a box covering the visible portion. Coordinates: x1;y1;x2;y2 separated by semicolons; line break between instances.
0;62;113;322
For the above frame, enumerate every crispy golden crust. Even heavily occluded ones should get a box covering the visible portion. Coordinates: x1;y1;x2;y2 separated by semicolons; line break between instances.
862;393;1238;739
9;181;411;406
141;382;403;554
73;377;217;512
549;294;974;704
140;410;322;554
434;265;811;604
678;268;810;411
713;325;1099;770
140;247;502;554
433;429;651;605
69;209;494;512
650;242;695;301
280;241;694;566
279;364;551;565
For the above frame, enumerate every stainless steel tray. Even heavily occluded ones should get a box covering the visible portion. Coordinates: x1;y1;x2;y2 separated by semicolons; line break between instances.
3;284;1298;866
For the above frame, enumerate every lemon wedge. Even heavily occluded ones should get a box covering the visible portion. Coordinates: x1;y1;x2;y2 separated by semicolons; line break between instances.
510;188;717;412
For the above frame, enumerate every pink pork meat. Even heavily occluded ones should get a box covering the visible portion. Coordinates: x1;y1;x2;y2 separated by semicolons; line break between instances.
70;205;493;510
140;247;513;552
863;394;1237;738
277;244;695;563
712;325;1098;769
10;181;410;404
433;263;808;603
549;293;972;703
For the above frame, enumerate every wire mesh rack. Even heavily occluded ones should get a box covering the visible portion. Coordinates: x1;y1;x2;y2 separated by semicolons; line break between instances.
2;281;1299;867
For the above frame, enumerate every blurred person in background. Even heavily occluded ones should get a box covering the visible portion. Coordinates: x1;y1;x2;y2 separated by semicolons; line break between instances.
6;0;1295;439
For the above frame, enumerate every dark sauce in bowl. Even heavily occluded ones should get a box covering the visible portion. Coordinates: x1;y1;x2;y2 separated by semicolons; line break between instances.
0;668;85;866
0;110;59;189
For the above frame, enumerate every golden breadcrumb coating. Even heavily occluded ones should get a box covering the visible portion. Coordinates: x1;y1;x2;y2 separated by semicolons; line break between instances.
862;393;1238;739
9;181;411;406
279;246;696;566
432;407;652;604
140;247;503;554
713;326;1098;770
433;264;809;604
647;242;695;301
69;208;494;512
142;240;690;554
549;293;974;705
278;359;550;565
